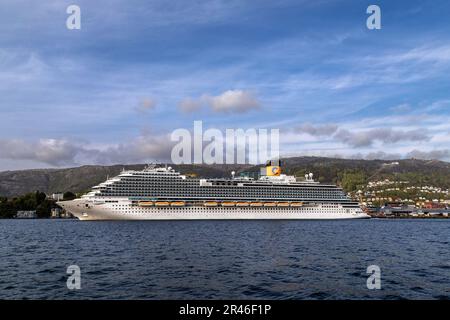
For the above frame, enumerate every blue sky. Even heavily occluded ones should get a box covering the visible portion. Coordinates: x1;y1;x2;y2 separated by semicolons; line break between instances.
0;0;450;169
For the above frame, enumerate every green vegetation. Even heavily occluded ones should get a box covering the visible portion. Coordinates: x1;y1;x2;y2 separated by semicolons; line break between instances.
0;157;449;197
340;171;367;192
0;191;56;218
63;191;76;200
291;167;369;192
381;172;450;189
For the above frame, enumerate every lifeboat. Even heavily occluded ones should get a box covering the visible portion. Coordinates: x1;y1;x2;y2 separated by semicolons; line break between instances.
290;202;304;207
170;201;185;207
221;202;236;207
264;202;277;207
204;201;218;207
250;202;263;207
138;201;154;207
236;202;250;207
277;202;290;207
155;201;170;207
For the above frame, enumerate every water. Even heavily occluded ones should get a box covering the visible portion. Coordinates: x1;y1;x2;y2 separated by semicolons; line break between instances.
0;219;449;299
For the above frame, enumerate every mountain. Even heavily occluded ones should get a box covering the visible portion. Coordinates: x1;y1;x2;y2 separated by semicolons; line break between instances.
0;157;449;197
0;163;252;197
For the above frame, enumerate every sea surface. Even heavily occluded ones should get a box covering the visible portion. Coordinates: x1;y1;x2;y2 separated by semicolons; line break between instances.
0;219;449;300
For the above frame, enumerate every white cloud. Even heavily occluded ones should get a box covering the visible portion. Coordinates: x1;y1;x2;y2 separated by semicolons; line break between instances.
0;139;81;166
89;135;173;164
359;151;402;161
286;123;432;148
0;136;174;167
179;90;261;113
281;149;450;162
406;149;450;160
294;123;338;136
207;90;260;113
334;128;430;147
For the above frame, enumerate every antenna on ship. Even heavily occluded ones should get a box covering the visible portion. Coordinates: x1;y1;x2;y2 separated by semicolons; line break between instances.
231;171;236;179
145;163;157;170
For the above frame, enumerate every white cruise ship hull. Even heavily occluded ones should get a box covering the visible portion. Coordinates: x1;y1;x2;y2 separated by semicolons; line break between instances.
59;199;370;221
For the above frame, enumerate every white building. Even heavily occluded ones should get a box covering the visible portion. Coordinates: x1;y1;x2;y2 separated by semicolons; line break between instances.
51;193;64;201
16;211;37;218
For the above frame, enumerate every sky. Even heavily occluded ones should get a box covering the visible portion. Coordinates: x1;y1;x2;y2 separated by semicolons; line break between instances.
0;0;450;170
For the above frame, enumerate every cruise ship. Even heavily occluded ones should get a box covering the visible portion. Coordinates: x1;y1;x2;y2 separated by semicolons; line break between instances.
58;161;369;220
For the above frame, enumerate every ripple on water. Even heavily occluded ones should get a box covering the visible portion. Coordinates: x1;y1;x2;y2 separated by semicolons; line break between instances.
0;219;449;299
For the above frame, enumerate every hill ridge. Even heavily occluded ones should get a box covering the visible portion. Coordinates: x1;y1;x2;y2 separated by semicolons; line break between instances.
0;157;449;197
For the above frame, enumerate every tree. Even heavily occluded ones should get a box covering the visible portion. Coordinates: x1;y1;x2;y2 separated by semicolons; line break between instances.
36;201;52;218
0;201;15;218
36;191;46;204
63;191;76;201
341;171;367;192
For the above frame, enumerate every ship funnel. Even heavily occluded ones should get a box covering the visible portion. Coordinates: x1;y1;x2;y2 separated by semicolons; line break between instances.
265;159;281;176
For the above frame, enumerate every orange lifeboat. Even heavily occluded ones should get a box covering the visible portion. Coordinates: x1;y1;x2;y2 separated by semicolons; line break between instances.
204;201;218;207
170;201;185;207
221;202;236;207
277;202;290;207
155;201;170;207
250;202;263;207
236;202;250;207
264;202;277;207
290;202;304;207
138;201;154;207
